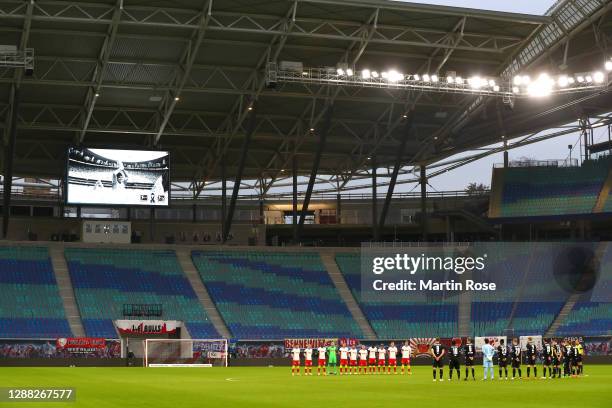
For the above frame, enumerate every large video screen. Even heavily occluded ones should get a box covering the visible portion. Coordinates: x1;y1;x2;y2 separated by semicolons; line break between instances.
66;147;170;206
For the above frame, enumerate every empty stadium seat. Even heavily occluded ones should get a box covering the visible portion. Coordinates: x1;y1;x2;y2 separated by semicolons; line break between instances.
192;251;362;339
65;248;218;338
335;254;458;338
494;157;612;218
0;246;72;338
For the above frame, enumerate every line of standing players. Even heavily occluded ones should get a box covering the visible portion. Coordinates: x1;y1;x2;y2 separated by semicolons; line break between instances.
431;337;585;381
290;340;413;376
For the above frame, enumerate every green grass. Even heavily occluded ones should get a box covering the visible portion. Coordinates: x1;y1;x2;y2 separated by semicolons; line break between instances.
0;365;610;407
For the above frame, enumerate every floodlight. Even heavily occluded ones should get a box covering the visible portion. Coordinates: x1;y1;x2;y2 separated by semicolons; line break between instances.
469;76;482;89
361;69;371;79
593;71;605;83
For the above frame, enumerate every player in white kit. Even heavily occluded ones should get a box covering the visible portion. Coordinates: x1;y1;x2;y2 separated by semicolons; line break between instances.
387;342;399;374
401;340;413;375
339;343;350;375
349;345;358;375
368;345;377;375
317;345;327;376
358;345;368;375
291;347;301;376
303;344;313;376
377;344;387;374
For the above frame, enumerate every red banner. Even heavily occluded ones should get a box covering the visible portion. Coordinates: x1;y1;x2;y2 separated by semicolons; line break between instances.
56;337;106;353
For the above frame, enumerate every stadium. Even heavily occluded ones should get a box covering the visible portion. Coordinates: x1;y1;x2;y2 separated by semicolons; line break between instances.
0;0;611;406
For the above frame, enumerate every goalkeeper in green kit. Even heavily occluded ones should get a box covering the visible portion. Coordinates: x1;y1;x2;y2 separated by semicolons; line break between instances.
327;341;338;375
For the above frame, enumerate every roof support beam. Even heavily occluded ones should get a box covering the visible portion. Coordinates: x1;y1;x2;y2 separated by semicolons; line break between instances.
4;0;33;144
222;104;257;243
154;0;213;146
297;104;333;241
79;0;122;143
378;111;413;232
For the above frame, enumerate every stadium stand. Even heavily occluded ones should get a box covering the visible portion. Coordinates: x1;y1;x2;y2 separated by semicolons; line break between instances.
0;246;72;338
191;251;363;339
490;156;612;218
556;301;612;336
65;248;218;338
555;247;612;336
335;254;458;338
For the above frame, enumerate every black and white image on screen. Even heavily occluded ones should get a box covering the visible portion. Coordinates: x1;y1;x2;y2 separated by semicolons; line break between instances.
67;147;170;206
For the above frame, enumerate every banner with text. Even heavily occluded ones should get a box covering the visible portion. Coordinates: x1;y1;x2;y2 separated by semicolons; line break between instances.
115;320;180;335
56;337;106;353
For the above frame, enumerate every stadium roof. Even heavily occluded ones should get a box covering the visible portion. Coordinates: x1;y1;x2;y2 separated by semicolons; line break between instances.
0;0;611;197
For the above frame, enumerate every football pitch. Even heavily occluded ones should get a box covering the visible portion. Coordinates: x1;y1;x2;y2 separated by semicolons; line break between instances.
0;365;611;408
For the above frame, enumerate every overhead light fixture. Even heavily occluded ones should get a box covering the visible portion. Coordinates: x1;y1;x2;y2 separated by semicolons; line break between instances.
413;74;420;81
527;73;554;97
593;71;605;83
337;68;344;76
174;96;180;101
606;60;612;71
422;74;430;82
431;74;439;83
585;75;593;83
346;68;354;76
577;75;585;83
446;76;454;84
94;92;100;98
468;76;482;89
387;70;404;82
371;71;379;78
361;69;371;79
558;75;569;87
455;76;464;85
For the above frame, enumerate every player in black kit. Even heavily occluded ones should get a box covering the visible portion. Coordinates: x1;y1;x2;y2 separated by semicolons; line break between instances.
430;338;446;382
463;337;476;380
448;340;461;381
552;339;562;378
511;338;522;380
497;338;509;380
541;338;553;379
562;339;573;377
525;337;537;379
